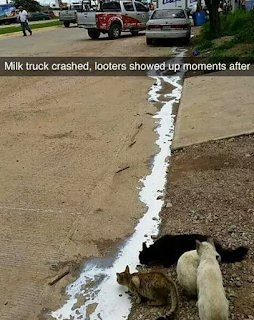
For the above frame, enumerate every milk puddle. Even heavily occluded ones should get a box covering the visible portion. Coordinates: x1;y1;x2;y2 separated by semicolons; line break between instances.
51;48;186;320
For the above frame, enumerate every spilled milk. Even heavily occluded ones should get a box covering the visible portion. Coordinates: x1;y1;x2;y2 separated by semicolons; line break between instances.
51;48;186;320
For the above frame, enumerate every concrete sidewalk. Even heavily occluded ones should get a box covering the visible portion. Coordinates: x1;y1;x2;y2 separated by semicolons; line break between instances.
172;75;254;150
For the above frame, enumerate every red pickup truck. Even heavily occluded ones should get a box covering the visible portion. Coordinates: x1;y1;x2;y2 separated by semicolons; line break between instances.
77;1;150;40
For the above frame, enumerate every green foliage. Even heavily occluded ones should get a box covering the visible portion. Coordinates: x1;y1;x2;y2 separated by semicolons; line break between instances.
15;0;41;12
198;22;220;42
221;10;251;35
0;25;20;35
195;10;254;61
209;54;254;64
208;55;238;64
250;47;254;57
196;39;214;50
214;40;235;51
199;10;254;44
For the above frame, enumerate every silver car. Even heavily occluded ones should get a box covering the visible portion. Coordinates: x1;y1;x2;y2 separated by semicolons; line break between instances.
146;8;191;45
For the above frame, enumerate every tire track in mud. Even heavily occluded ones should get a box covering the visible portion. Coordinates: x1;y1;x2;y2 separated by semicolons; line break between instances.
50;47;186;320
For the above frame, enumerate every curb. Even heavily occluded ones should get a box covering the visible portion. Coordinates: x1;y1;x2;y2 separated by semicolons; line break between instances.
0;25;61;39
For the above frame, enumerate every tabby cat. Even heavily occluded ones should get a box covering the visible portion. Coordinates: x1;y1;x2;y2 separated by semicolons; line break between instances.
116;265;179;320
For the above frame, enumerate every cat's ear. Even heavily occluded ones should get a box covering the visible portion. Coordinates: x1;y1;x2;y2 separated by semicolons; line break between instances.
216;254;221;262
125;265;130;274
142;242;148;251
195;240;201;251
207;237;215;247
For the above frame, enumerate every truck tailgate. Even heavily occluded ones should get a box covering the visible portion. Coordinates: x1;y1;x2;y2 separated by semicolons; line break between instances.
59;11;76;21
77;12;96;28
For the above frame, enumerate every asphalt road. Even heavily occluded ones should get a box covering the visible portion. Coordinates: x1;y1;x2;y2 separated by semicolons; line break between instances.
0;26;89;56
0;26;177;320
0;25;178;57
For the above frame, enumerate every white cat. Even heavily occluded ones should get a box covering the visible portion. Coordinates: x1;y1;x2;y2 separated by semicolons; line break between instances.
196;238;229;320
176;249;199;297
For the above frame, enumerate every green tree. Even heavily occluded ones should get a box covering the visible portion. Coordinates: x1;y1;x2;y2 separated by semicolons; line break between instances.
205;0;221;34
15;0;41;12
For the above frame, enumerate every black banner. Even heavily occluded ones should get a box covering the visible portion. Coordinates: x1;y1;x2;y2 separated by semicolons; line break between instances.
0;57;253;76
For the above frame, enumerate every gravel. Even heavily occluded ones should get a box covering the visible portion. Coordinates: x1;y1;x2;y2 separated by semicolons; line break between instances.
129;135;254;320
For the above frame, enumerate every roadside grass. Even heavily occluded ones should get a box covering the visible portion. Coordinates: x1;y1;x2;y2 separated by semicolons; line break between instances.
0;20;62;35
195;10;254;60
196;39;213;51
213;40;235;51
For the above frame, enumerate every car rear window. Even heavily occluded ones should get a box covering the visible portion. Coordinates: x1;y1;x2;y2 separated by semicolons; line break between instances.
151;9;186;19
71;4;82;10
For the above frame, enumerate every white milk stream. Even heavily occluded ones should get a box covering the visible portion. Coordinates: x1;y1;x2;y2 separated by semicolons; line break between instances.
51;48;186;320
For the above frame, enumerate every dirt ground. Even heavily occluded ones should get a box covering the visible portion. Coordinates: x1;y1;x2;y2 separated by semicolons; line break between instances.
0;27;181;57
0;74;157;320
130;135;254;320
0;30;183;320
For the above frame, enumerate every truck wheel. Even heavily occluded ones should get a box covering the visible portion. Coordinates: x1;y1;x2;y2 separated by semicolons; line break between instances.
64;22;70;27
108;24;121;40
88;29;101;39
4;20;10;25
130;30;139;36
146;38;152;45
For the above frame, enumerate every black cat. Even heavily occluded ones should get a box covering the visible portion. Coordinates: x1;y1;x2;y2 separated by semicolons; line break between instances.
139;234;248;267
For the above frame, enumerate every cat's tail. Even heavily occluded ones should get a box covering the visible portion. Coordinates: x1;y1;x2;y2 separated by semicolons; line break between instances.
156;278;179;320
218;246;248;263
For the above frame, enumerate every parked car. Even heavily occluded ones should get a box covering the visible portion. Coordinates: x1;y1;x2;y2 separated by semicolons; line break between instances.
146;8;191;45
77;0;150;40
43;11;56;19
28;12;51;21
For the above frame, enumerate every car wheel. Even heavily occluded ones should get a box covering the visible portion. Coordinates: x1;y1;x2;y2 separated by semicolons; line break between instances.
146;38;152;45
183;35;190;45
64;22;70;27
88;29;101;39
130;30;139;36
108;23;122;40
